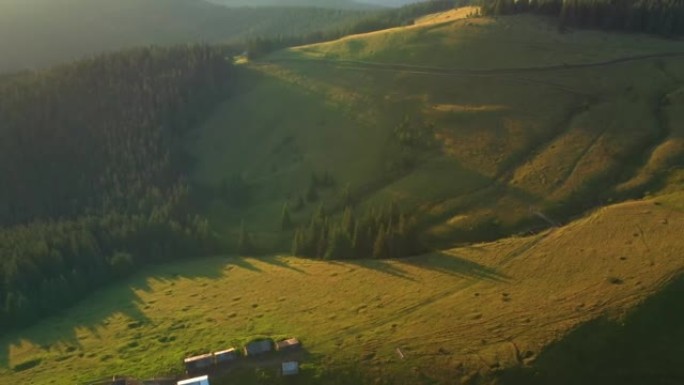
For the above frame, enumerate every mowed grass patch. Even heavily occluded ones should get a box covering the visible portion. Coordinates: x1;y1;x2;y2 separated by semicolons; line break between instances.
2;196;684;384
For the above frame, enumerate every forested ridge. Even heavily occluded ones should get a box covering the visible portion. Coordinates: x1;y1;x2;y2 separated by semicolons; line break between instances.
481;0;684;35
0;46;232;331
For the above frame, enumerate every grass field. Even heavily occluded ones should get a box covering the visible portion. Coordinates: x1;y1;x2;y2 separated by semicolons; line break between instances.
191;8;684;249
2;194;683;384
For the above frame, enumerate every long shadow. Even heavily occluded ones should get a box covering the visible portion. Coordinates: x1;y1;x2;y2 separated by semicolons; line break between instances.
225;256;262;273
258;256;309;275
0;256;246;374
399;251;510;283
330;259;418;282
497;274;684;385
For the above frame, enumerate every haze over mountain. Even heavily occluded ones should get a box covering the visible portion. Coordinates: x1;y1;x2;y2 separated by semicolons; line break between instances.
0;0;367;73
357;0;430;6
206;0;380;9
207;0;428;8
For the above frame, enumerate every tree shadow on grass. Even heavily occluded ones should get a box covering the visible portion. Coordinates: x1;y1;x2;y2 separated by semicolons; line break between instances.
0;256;253;374
497;274;684;385
399;251;510;283
225;256;262;273
329;259;418;282
258;256;309;275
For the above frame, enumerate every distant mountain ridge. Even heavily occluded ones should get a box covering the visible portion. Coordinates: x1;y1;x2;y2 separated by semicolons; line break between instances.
207;0;428;8
207;0;380;9
0;0;368;73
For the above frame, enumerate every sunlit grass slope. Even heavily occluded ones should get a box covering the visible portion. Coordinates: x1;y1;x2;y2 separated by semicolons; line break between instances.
192;8;684;247
288;9;684;68
2;194;684;384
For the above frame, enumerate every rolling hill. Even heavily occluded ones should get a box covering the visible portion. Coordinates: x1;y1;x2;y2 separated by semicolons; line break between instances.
190;7;684;251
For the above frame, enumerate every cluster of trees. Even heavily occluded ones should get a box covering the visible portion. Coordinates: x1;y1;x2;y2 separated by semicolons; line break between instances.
394;116;436;149
0;201;214;327
481;0;684;35
291;203;422;260
247;0;469;57
0;46;233;331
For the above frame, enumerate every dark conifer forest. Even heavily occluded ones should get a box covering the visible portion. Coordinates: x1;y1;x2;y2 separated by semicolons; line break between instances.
0;46;232;330
481;0;684;35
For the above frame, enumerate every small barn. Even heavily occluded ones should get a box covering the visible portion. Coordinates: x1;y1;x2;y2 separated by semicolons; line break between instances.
183;353;213;374
213;348;237;364
281;361;299;376
177;375;210;385
243;339;273;356
275;338;301;352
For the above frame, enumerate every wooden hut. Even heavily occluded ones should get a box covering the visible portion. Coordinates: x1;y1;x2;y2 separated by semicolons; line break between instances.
275;338;301;352
213;348;237;365
243;339;273;356
183;353;213;374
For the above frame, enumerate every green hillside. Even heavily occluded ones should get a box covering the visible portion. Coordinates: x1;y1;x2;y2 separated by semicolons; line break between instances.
2;193;683;384
191;8;684;250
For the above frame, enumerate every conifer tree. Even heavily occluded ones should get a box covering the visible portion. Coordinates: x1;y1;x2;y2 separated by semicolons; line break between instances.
341;184;352;207
281;203;293;230
237;221;254;255
306;183;319;203
373;224;389;259
291;228;304;256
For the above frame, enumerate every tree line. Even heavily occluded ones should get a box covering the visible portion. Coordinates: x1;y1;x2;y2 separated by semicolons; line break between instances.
0;46;233;331
290;203;423;260
481;0;684;36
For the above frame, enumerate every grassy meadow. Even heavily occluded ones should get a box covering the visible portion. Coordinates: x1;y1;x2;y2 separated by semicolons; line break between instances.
191;8;684;249
2;194;684;384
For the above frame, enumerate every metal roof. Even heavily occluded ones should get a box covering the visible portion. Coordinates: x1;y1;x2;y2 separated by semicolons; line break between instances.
177;375;209;385
183;353;213;363
214;348;236;356
244;340;272;354
282;361;299;376
276;338;300;349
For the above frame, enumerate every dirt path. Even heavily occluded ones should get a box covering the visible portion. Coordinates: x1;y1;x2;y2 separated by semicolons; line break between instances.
265;51;684;76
